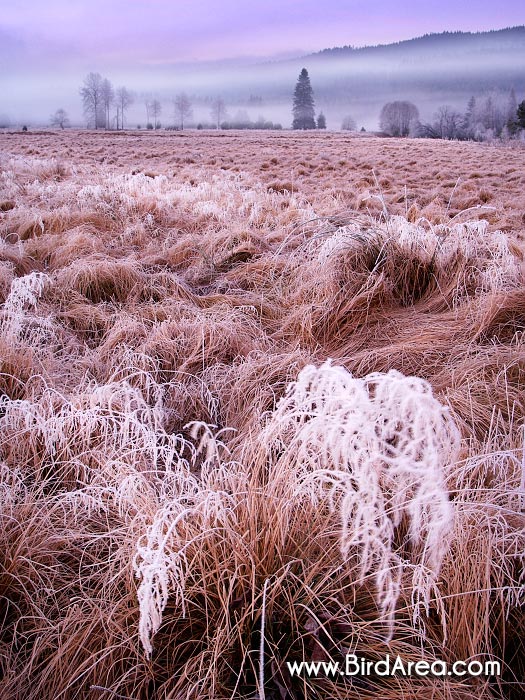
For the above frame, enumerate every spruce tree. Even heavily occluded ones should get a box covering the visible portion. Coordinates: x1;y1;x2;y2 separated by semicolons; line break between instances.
506;89;519;135
463;96;477;139
317;112;326;129
507;88;518;123
518;101;525;129
292;68;316;130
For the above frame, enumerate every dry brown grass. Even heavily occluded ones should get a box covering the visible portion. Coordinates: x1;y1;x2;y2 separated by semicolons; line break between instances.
0;131;524;700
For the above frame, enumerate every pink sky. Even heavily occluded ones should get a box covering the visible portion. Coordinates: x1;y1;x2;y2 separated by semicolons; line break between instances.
1;0;524;66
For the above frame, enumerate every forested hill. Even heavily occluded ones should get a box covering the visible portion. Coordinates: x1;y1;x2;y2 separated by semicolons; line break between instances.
308;26;525;60
276;26;525;97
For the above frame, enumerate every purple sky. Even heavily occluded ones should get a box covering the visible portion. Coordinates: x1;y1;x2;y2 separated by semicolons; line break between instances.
1;0;524;66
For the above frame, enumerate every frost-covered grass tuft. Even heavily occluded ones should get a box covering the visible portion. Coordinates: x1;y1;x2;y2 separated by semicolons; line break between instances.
256;361;459;637
1;271;52;343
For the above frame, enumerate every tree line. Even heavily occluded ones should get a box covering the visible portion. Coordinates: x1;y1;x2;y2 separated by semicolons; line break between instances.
418;91;525;140
292;68;525;140
54;73;275;131
54;72;195;131
375;91;525;141
46;69;525;138
54;70;319;132
77;73;134;130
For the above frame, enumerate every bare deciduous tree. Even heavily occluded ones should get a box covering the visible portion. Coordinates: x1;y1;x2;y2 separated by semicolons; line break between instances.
50;108;70;130
101;78;114;130
144;98;151;127
481;94;506;135
434;105;463;140
211;97;226;129
150;99;162;129
379;101;419;137
341;115;357;131
115;87;133;130
173;93;193;130
80;72;104;129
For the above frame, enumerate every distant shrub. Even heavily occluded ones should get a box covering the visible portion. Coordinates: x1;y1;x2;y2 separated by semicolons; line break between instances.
379;101;419;137
194;121;217;130
219;118;283;130
341;115;357;131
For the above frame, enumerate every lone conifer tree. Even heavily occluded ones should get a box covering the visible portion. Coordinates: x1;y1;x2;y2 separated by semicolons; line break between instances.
292;68;316;130
518;100;525;129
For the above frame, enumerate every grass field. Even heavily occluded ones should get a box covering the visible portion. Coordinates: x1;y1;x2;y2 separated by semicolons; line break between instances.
1;130;524;699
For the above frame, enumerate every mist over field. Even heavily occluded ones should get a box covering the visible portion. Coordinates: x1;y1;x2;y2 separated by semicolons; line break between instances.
1;18;525;128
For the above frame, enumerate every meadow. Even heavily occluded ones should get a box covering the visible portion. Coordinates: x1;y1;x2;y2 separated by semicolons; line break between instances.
0;129;524;699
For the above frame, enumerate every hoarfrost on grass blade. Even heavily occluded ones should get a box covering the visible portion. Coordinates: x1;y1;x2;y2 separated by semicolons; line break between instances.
134;487;238;657
315;216;522;298
261;361;461;638
2;271;52;341
0;378;194;478
132;362;461;656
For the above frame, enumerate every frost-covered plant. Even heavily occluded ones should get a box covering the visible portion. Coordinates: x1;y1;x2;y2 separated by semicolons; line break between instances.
0;378;192;480
74;169;315;230
132;362;461;657
258;361;460;637
0;462;26;512
134;488;239;656
133;422;242;656
315;216;522;302
1;271;52;343
3;271;50;317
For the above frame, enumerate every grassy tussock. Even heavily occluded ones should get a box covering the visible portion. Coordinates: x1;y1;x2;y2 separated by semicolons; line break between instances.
0;139;524;699
57;258;145;303
0;261;14;304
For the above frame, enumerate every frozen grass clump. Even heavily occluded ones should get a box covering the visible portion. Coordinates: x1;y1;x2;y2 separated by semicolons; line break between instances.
256;361;460;636
0;155;69;191
314;215;523;305
0;259;15;302
3;271;50;317
56;257;144;303
133;421;242;656
0;461;26;513
0;377;195;485
134;481;239;656
1;271;52;342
